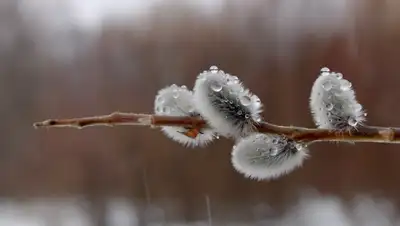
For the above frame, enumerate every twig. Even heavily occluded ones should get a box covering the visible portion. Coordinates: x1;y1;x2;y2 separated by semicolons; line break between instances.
33;112;400;144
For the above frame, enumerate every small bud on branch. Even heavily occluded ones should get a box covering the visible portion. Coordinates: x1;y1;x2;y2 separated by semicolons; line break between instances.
33;112;400;144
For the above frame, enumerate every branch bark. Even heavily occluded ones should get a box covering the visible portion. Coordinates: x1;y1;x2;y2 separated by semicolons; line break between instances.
33;112;400;144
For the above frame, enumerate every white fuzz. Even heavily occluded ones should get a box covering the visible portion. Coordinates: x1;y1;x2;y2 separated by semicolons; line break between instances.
231;133;308;180
310;67;366;130
154;84;215;147
193;66;263;138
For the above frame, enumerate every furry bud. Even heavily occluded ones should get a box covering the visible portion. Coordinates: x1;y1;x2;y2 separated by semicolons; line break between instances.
231;133;308;180
154;84;215;147
310;67;366;130
193;66;263;138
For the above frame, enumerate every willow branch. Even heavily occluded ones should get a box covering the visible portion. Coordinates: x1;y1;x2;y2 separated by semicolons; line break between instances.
33;112;400;144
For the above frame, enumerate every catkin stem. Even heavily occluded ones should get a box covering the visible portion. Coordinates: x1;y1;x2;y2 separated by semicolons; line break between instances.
33;112;400;144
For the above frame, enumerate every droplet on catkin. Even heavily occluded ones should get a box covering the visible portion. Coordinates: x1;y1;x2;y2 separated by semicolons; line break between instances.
210;65;218;73
240;95;252;106
320;67;330;73
211;82;222;92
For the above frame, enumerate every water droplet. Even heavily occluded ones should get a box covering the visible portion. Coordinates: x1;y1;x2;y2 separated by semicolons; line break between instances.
255;117;262;122
325;103;334;111
295;143;303;151
334;91;342;97
321;67;330;72
354;104;362;112
245;114;250;119
363;112;368;117
162;106;170;114
336;73;343;79
348;118;358;127
157;96;164;104
211;82;222;92
231;76;239;83
215;134;220;139
172;90;179;99
340;80;352;91
181;85;187;89
321;72;330;76
240;95;252;106
322;81;333;91
210;65;218;73
237;110;242;115
270;147;279;156
272;139;278;145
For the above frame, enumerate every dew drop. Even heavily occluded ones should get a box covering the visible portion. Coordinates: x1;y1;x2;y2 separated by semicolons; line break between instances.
181;85;187;89
245;114;250;119
255;117;262;122
270;147;279;156
157;96;164;104
255;134;263;140
211;82;222;92
322;81;333;91
272;139;278;145
295;143;303;151
335;73;343;79
340;80;352;91
215;134;220;139
172;90;179;99
320;67;330;73
240;95;252;106
321;72;330;76
231;76;239;83
334;91;342;97
237;110;243;115
364;112;368;117
354;104;362;112
325;103;334;111
210;65;218;73
348;118;358;127
162;106;170;114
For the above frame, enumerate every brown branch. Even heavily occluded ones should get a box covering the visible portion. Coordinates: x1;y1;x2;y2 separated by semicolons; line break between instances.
33;112;400;144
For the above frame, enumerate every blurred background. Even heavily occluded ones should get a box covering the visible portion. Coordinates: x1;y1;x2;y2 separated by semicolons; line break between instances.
1;0;400;225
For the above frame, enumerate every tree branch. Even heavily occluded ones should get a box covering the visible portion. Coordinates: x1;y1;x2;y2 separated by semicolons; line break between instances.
33;112;400;144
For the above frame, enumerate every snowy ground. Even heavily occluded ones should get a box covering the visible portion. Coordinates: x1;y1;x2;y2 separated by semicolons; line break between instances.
0;195;397;226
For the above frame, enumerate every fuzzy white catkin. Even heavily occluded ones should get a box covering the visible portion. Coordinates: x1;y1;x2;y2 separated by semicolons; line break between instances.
310;67;366;130
193;66;263;139
154;84;215;147
231;133;308;180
